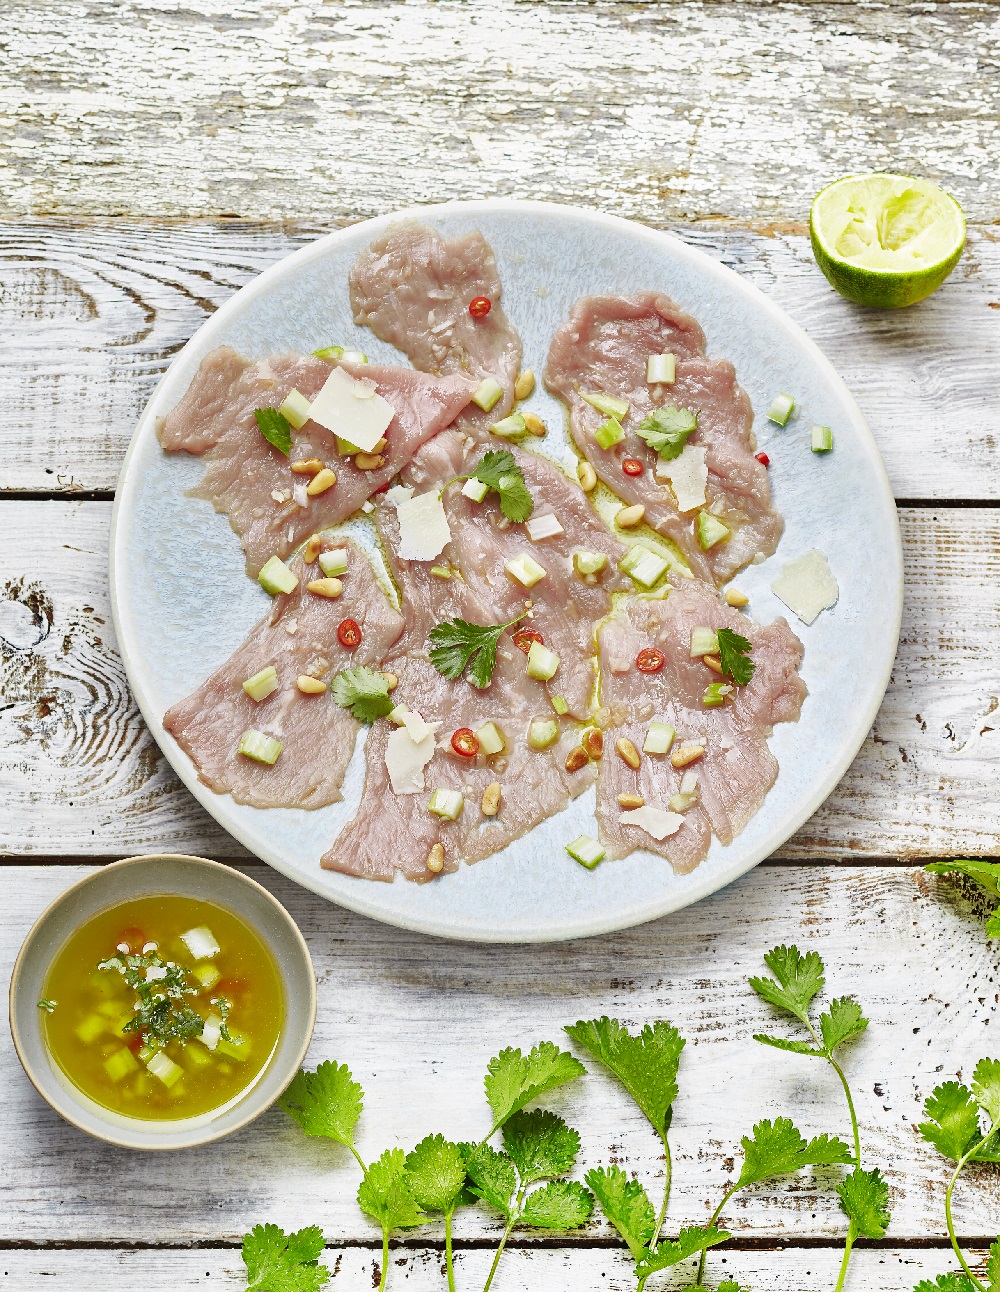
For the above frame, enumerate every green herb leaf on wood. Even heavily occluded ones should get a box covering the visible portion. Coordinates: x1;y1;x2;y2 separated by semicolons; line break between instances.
483;1041;586;1130
242;1222;330;1292
837;1166;891;1239
502;1109;580;1185
279;1061;363;1150
736;1118;852;1188
584;1165;655;1261
565;1016;684;1142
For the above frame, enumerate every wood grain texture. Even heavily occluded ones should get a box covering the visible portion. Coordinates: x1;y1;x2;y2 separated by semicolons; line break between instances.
3;864;998;1245
2;2;999;224
0;1246;994;1292
1;222;998;499
2;502;998;860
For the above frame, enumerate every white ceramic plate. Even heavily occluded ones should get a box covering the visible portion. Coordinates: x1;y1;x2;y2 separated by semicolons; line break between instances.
110;200;902;944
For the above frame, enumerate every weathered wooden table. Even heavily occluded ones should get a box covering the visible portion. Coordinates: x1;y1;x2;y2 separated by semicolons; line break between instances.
2;2;999;1288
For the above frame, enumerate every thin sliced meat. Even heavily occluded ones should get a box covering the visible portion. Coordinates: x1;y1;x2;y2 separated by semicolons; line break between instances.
545;293;783;584
158;346;477;576
321;653;594;883
595;579;806;872
349;223;522;437
376;430;629;718
162;538;404;809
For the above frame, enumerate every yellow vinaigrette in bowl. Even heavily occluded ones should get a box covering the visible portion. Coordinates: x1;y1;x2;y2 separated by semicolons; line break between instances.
40;894;284;1121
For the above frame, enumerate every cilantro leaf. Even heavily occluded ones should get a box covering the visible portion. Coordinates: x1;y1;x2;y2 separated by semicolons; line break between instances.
918;1081;983;1162
913;1276;980;1292
468;450;534;522
837;1166;891;1239
986;1237;1000;1291
819;997;869;1054
242;1222;330;1292
519;1179;594;1229
636;407;699;460
428;614;525;689
502;1109;580;1185
716;626;755;686
565;1016;684;1143
465;1144;518;1220
972;1057;1000;1129
404;1134;467;1214
749;945;825;1027
484;1041;586;1130
357;1148;427;1234
736;1118;852;1187
330;667;393;722
585;1165;655;1260
255;408;293;457
279;1061;363;1151
926;858;1000;900
753;1034;824;1058
635;1225;730;1281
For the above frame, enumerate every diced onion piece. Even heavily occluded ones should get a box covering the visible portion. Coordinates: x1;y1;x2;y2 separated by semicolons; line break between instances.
490;413;526;437
180;925;221;961
696;511;730;550
550;694;569;716
242;665;279;702
702;682;733;707
526;641;560;681
200;1012;223;1052
770;548;840;625
767;393;795;426
647;353;677;385
619;805;685;840
385;726;436;794
528;717;559;750
505;554;547;587
146;1051;184;1088
462;477;490;503
471;377;504;412
396;490;452;561
643;722;676;755
318;548;349;577
307;367;392;452
581;390;630;419
656;444;707;512
525;513;565;541
475;721;506;756
595;417;624;450
428;788;464;821
679;770;700;797
690;626;720;656
341;349;368;364
811;425;834;453
620;545;669;588
566;835;606;869
237;730;283;765
278;388;312;430
574;551;607;577
258;555;299;596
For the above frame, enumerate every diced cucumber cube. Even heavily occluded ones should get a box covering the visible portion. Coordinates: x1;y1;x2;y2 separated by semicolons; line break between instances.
471;377;504;412
526;641;560;681
258;556;299;596
566;835;606;869
428;788;464;821
595;417;624;450
696;511;730;551
490;413;526;438
643;722;676;755
581;390;630;419
767;393;795;425
318;547;349;577
620;545;669;588
462;477;490;503
278;388;312;430
238;730;283;765
811;425;834;453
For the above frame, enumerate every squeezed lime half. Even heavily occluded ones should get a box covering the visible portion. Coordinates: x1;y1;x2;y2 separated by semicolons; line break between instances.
810;173;965;308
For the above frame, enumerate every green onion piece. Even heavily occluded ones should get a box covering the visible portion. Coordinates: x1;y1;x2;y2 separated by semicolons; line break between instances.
620;544;669;588
528;717;559;750
767;393;795;426
526;641;560;681
258;555;299;596
341;349;368;364
461;477;490;502
146;1051;184;1088
702;682;733;708
242;665;279;702
573;550;608;578
278;388;312;430
646;353;677;385
581;390;630;419
237;730;283;765
430;565;453;579
318;547;348;577
696;511;731;550
642;721;676;755
471;377;504;412
811;425;834;453
490;413;526;437
595;416;625;450
505;554;547;587
550;694;569;716
566;835;606;869
475;721;506;755
312;345;345;361
428;788;465;821
689;626;720;656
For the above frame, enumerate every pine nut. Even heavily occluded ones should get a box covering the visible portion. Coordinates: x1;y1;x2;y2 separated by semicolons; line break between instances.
564;745;589;773
724;587;749;607
306;577;343;599
670;743;705;768
306;468;337;495
617;792;645;809
616;504;645;529
704;655;724;674
514;369;536;400
371;437;388;453
578;461;598;492
481;782;502;816
582;728;604;760
382;672;398;692
354;452;385;471
296;675;327;694
291;458;324;475
522;412;546;437
426;843;445;874
615;737;641;769
302;534;322;564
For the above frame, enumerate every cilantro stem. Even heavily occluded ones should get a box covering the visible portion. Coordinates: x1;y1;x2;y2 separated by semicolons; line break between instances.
833;1227;855;1292
943;1142;988;1292
378;1226;390;1292
696;1184;738;1285
650;1136;672;1247
445;1211;456;1292
482;1216;515;1292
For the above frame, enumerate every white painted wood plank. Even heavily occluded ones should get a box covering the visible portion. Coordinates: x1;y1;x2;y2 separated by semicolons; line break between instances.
2;2;998;224
2;864;997;1243
0;1244;991;1292
1;224;998;499
2;502;998;859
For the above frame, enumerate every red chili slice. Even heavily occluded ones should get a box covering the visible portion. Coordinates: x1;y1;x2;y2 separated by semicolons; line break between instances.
469;296;492;318
636;647;665;673
451;727;480;758
622;457;644;477
512;627;544;653
337;618;361;649
755;451;770;467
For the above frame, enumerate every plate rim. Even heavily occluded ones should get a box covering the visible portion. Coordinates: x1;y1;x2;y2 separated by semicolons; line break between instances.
109;198;903;944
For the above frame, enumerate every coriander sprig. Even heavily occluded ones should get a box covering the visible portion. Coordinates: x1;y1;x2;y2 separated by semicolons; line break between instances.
428;612;528;689
926;860;1000;940
241;1223;330;1292
636;407;698;460
441;449;534;523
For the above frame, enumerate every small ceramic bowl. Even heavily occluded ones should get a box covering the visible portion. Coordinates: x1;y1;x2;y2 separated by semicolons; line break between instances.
9;853;316;1150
